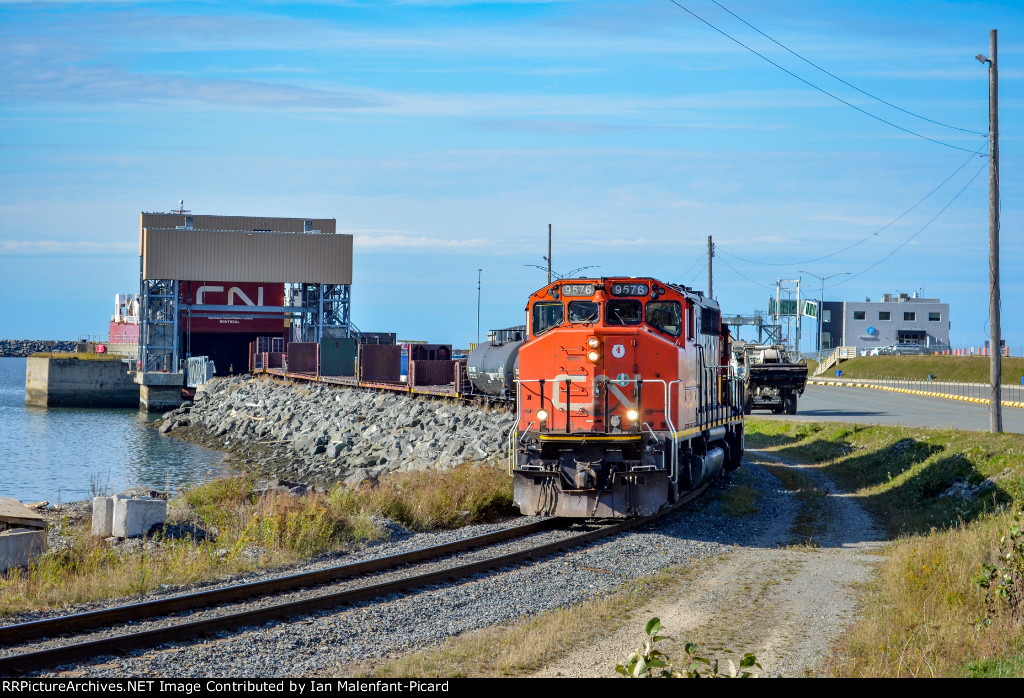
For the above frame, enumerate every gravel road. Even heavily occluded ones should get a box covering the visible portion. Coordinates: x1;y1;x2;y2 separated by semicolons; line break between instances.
533;449;884;678
29;449;880;678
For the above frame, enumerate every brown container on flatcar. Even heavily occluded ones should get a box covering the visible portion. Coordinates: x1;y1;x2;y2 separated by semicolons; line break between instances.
287;342;318;374
408;359;455;386
358;344;402;382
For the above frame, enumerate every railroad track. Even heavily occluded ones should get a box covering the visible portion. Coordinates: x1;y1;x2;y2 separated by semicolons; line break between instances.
0;486;707;676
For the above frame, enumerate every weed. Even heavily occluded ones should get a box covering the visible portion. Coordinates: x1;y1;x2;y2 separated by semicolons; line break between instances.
973;510;1024;626
616;618;760;678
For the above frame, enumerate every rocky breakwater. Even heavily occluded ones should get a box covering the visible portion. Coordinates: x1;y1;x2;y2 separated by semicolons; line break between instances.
160;376;516;487
0;339;76;357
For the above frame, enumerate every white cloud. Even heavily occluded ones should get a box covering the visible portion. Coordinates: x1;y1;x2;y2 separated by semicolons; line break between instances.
352;233;488;249
0;240;136;255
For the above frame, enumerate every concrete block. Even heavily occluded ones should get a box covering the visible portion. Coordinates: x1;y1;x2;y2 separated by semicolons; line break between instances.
0;529;47;571
112;497;167;538
91;496;118;537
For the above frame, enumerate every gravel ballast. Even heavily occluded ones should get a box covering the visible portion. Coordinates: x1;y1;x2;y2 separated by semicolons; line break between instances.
32;461;812;678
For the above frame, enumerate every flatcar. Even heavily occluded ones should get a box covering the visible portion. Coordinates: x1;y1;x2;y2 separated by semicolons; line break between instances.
508;277;744;518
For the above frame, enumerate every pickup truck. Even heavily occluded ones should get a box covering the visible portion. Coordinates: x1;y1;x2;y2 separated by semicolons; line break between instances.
730;342;809;415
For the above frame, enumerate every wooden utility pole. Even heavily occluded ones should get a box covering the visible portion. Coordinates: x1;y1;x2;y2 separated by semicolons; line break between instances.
547;224;552;285
707;235;713;299
983;30;1002;433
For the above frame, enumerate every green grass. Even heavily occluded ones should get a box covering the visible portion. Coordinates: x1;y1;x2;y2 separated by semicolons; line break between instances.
0;462;515;616
746;418;1024;537
825;355;1024;383
747;417;1024;676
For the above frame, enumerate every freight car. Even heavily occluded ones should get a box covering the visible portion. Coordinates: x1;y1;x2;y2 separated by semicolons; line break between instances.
506;277;744;518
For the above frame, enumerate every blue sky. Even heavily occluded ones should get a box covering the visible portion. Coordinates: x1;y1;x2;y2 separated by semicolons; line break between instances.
0;0;1020;352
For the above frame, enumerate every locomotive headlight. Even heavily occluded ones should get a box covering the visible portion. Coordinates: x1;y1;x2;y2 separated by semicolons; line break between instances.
587;337;600;349
587;351;600;362
536;409;548;421
626;409;640;422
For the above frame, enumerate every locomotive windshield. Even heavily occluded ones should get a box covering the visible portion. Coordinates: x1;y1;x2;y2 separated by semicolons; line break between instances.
532;301;564;336
567;301;599;324
646;300;682;337
606;299;642;326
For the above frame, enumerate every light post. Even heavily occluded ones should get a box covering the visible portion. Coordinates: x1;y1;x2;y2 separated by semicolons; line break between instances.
476;268;482;345
800;271;849;363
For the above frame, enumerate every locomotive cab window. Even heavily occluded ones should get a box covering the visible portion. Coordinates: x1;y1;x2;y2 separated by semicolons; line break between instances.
606;299;642;326
532;302;564;336
646;301;682;337
567;300;599;324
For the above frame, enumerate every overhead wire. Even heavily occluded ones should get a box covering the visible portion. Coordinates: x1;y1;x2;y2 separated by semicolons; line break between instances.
832;157;989;286
675;253;705;283
667;0;985;153
716;136;989;268
715;253;776;290
706;0;985;136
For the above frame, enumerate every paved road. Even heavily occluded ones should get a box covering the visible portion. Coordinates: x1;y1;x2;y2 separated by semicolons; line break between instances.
757;384;1024;434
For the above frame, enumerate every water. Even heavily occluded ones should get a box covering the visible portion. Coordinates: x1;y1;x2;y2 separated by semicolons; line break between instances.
0;357;227;503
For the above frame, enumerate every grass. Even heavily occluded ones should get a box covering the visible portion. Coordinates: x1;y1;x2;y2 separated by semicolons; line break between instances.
348;565;701;679
0;462;515;616
27;352;122;361
746;417;1024;676
824;355;1024;384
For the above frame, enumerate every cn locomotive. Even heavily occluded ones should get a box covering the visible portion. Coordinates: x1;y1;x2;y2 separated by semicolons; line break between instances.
498;276;744;518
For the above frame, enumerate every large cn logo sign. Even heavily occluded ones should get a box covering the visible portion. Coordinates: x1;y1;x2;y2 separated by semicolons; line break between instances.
196;285;268;306
182;281;285;333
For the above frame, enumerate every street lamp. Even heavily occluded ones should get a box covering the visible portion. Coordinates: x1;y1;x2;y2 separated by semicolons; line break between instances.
800;270;849;363
476;268;482;345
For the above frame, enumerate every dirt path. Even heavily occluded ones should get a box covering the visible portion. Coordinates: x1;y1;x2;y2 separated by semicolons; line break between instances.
532;450;884;678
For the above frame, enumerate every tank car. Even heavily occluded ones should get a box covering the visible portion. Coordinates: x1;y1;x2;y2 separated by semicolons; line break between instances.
509;277;744;518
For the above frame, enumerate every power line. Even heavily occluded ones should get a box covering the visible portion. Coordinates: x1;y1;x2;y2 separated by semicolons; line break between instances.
833;157;988;286
716;254;775;290
667;0;984;153
717;137;988;268
707;0;985;136
675;253;705;283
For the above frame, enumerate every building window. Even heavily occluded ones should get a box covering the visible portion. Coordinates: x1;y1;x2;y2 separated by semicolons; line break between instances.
822;332;832;350
929;312;941;322
822;310;831;323
304;219;313;233
185;216;193;230
879;311;891;321
904;312;916;321
853;310;866;320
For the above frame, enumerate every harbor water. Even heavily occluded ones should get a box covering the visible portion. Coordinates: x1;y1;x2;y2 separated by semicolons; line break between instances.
0;356;228;503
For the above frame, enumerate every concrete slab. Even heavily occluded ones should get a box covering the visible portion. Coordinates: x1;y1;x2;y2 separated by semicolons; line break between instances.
0;529;47;571
0;497;46;531
112;497;167;538
91;496;121;537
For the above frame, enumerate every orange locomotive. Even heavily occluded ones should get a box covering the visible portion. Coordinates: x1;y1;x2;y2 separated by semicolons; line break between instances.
510;277;744;518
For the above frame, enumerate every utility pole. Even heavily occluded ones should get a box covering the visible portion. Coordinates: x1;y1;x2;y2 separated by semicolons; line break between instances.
707;235;713;299
801;271;850;363
979;30;1002;433
476;268;482;345
547;224;552;285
